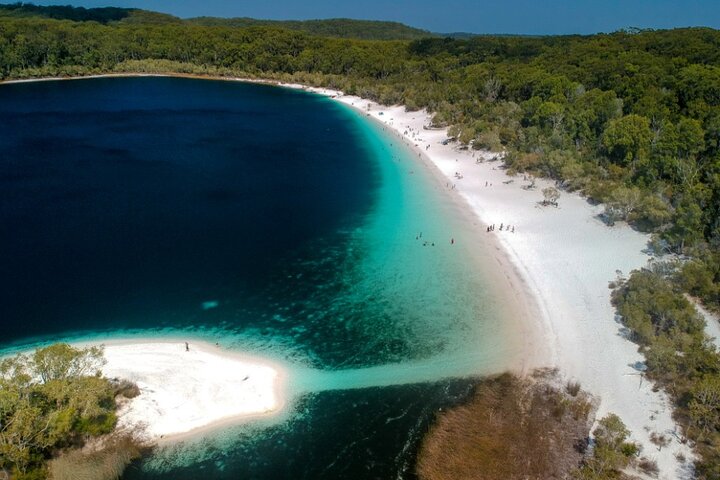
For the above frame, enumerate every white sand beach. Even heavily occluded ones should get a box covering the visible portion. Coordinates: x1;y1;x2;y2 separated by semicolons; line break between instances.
100;340;285;442
274;83;695;478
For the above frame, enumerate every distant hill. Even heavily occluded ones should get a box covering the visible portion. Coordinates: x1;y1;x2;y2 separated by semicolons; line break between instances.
185;17;435;40
0;2;180;24
0;3;434;40
438;32;478;39
0;2;136;23
437;32;547;39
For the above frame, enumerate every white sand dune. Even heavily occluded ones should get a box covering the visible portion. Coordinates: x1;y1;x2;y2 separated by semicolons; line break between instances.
277;84;695;479
100;341;285;441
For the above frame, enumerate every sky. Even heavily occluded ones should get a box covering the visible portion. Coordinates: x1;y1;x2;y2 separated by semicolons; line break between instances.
28;0;720;35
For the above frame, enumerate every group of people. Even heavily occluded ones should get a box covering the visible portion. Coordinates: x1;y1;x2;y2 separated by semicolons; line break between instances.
487;223;515;233
415;232;455;246
416;232;435;246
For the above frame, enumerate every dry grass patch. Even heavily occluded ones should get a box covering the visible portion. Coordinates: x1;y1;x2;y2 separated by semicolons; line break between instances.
112;378;141;399
48;435;147;480
416;370;597;480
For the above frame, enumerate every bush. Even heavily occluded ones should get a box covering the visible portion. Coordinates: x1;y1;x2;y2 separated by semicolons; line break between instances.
76;413;117;437
475;129;503;151
574;414;638;478
566;380;582;397
417;371;596;480
112;379;141;399
0;345;119;475
48;435;144;480
638;457;659;476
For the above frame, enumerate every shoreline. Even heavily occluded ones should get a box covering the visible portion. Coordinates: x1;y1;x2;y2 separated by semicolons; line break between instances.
0;71;548;374
0;73;690;477
342;96;551;375
97;338;288;444
275;81;691;476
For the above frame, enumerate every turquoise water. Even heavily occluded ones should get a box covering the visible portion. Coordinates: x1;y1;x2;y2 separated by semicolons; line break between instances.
0;77;516;478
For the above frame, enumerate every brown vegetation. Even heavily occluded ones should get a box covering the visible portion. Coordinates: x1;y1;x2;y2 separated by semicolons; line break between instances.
416;370;596;480
111;378;141;399
48;434;147;480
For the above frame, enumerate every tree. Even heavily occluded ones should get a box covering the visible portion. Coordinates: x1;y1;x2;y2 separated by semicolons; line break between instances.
602;114;653;172
32;343;105;384
678;64;720;109
594;414;631;451
483;75;501;102
604;186;641;224
542;186;560;206
574;414;637;479
667;192;706;253
689;376;720;437
534;101;565;133
0;344;118;478
676;117;705;159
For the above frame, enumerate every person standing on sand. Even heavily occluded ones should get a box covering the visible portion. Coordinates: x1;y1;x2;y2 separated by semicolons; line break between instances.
185;342;189;352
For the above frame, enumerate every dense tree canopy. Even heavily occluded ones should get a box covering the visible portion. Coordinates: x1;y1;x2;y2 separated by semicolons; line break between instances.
0;344;116;479
186;17;434;40
0;3;433;39
0;3;136;23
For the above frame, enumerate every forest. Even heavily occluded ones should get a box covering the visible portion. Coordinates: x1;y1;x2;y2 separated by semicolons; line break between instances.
0;3;434;39
0;344;142;480
0;5;719;477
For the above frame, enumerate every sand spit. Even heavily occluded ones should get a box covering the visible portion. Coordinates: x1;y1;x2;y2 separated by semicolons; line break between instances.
100;340;285;442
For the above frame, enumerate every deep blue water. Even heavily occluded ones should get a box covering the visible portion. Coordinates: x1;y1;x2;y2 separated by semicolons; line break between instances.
0;77;378;350
0;77;510;479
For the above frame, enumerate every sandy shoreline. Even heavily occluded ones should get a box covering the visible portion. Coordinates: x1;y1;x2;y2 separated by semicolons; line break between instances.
94;338;287;443
343;98;551;376
284;83;692;477
0;73;693;477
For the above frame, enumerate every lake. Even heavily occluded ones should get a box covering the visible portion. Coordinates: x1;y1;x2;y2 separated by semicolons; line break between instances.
0;76;516;478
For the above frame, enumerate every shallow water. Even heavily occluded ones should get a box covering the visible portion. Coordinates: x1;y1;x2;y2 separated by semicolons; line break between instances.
0;77;514;478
